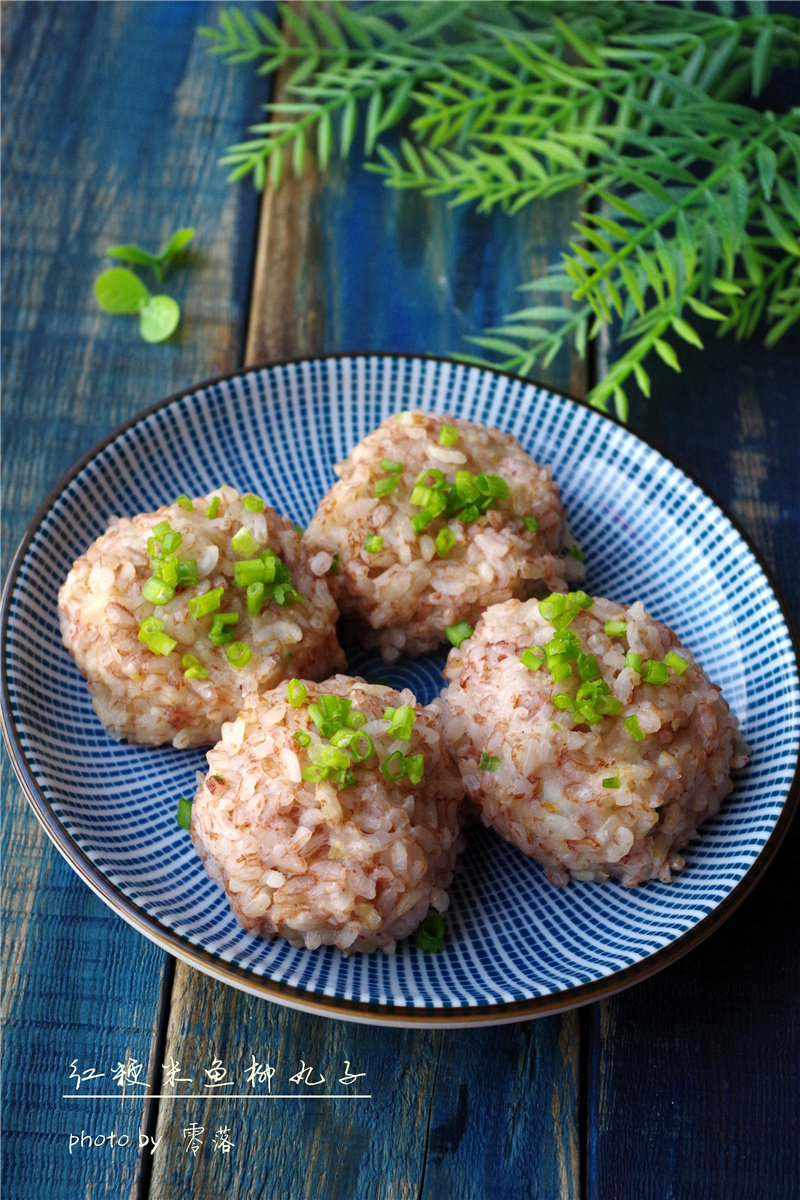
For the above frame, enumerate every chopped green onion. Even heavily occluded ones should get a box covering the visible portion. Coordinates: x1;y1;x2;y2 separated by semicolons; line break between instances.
152;520;171;538
435;526;456;557
176;560;198;587
523;516;539;532
456;502;480;524
345;709;367;730
414;467;446;490
602;773;621;789
231;526;260;557
160;531;182;555
331;729;376;762
623;714;646;741
209;612;238;645
576;652;601;682
286;679;308;707
188;587;224;619
538;593;568;624
553;693;574;710
404;753;424;785
329;554;340;577
374;476;397;498
381;458;404;474
520;647;545;672
446;621;473;648
243;494;265;512
380;750;406;782
205;496;221;519
225;641;252;669
384;705;415;741
142;577;175;606
574;591;593;609
175;494;194;512
233;558;267;587
479;752;499;771
549;658;572;683
272;583;301;607
664;650;689;675
247;581;265;616
309;743;351;771
625;651;643;673
294;729;311;748
364;535;384;553
302;764;326;784
642;659;670;686
176;796;192;830
415;911;445;953
570;544;586;562
453;470;480;502
181;653;208;680
438;424;459;446
137;617;176;656
604;619;628;638
411;511;435;534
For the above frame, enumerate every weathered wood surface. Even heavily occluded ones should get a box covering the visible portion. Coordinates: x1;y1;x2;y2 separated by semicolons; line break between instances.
2;4;798;1200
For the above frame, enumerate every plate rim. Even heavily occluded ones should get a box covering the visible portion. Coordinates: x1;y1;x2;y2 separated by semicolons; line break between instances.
3;352;799;1027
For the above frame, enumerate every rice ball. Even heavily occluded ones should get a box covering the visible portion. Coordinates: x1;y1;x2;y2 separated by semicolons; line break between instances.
304;410;579;661
190;676;466;953
58;487;345;748
439;592;749;887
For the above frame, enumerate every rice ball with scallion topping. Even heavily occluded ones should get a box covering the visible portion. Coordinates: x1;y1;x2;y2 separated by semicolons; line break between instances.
58;486;345;748
304;410;580;661
190;675;466;953
439;591;749;887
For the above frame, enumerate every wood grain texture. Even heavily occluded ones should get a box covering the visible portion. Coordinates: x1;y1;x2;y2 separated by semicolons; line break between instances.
591;287;800;1200
1;4;261;1197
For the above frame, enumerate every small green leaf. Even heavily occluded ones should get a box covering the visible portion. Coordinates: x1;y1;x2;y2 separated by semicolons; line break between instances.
94;267;150;314
106;244;161;270
159;227;195;263
139;295;181;343
671;316;704;349
653;337;681;372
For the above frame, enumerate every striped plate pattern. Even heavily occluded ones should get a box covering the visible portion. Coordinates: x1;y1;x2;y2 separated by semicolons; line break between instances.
3;356;799;1026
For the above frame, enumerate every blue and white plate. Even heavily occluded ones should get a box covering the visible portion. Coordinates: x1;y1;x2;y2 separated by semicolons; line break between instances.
3;356;799;1026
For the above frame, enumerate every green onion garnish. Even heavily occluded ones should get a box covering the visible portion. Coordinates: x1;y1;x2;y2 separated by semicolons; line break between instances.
225;641;252;669
374;476;397;498
176;796;192;830
330;728;376;762
364;535;384;553
243;494;265;512
152;520;171;538
160;530;182;555
286;679;308;707
384;705;415;741
137;617;176;656
381;458;404;474
446;621;473;648
664;651;689;675
175;494;194;512
623;714;646;741
570;544;586;562
538;593;568;624
523;516;539;532
415;911;445;953
602;774;621;789
273;583;301;607
142;577;175;606
642;659;670;686
520;647;545;672
380;750;407;782
576;652;601;682
294;729;311;748
438;424;459;446
176;560;198;587
233;559;267;587
329;554;340;576
247;581;265;616
604;619;628;638
309;742;351;772
181;653;208;680
625;651;643;673
553;693;574;711
209;612;238;645
188;587;224;619
404;753;424;785
435;527;456;557
205;496;221;519
231;526;260;557
479;752;499;771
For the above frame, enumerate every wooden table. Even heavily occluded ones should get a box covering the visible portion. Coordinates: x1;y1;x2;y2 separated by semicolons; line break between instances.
3;4;798;1198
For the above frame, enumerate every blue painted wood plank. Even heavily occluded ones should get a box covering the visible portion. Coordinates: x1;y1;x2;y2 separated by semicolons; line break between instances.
1;4;262;1198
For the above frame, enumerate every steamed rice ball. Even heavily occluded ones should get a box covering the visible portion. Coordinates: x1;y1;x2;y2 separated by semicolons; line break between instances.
304;410;579;661
190;676;466;953
58;487;345;748
439;592;749;887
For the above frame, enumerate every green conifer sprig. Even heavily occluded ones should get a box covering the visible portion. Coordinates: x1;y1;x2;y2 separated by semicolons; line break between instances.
203;1;800;418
